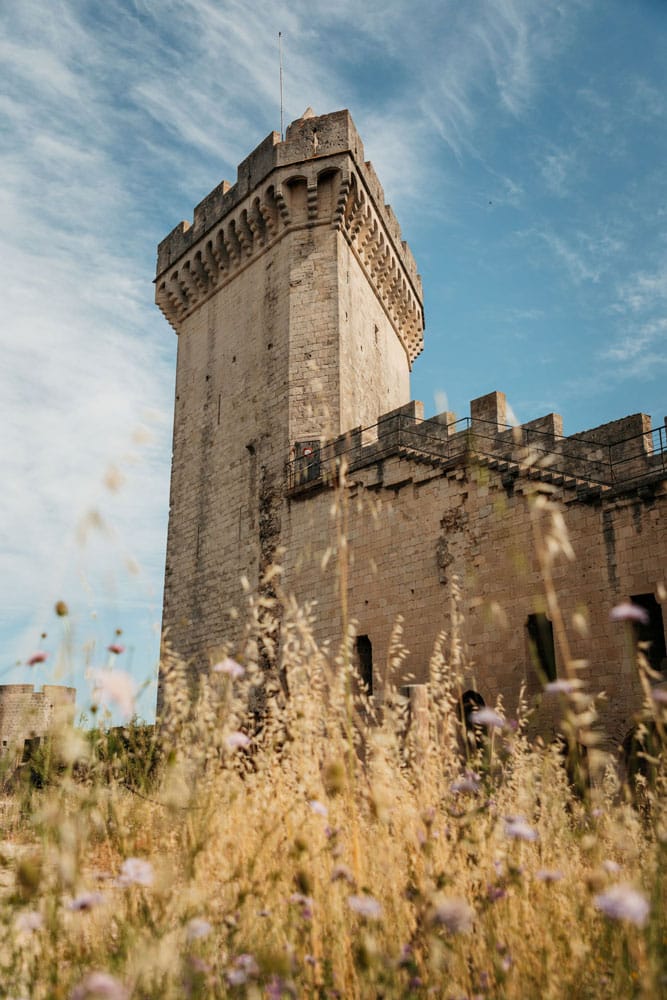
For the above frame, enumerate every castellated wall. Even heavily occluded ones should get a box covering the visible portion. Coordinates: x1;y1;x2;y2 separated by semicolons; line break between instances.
283;393;667;743
0;684;76;756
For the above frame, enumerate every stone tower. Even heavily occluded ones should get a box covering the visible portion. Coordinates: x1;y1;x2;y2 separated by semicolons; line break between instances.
156;109;424;675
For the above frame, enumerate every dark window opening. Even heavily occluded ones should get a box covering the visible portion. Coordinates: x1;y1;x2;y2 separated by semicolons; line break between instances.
356;635;373;695
631;594;667;673
526;613;557;683
21;736;41;763
458;689;485;728
457;689;486;749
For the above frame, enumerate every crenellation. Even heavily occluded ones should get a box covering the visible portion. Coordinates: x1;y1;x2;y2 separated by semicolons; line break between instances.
156;112;423;360
192;179;232;237
289;392;666;503
522;412;564;442
283;109;364;165
157;220;192;274
236;130;282;193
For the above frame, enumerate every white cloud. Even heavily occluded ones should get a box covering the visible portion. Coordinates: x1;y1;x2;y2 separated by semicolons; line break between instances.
615;266;667;314
528;225;625;286
534;230;602;284
627;77;665;122
539;147;576;197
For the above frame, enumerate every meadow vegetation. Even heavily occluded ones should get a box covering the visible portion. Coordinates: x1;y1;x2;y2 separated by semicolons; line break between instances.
1;482;666;999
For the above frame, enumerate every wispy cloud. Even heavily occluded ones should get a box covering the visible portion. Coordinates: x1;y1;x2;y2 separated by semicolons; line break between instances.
0;2;175;680
602;264;667;378
539;147;577;197
410;0;582;159
615;265;667;314
604;319;667;365
532;230;601;284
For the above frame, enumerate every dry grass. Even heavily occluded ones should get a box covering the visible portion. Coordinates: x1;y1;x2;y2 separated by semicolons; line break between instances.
1;485;666;999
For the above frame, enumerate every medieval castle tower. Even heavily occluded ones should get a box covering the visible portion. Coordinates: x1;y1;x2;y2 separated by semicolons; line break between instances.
157;109;666;739
157;109;423;671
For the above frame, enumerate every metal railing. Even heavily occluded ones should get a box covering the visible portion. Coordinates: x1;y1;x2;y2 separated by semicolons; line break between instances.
288;413;667;492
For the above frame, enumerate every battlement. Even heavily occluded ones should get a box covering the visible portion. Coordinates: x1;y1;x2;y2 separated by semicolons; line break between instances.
155;109;424;363
289;390;667;496
0;683;76;754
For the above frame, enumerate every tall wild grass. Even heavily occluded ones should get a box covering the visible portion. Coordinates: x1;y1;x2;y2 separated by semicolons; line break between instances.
0;477;665;999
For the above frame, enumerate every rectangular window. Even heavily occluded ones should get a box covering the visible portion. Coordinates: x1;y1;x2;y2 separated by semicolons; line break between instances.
631;593;667;673
526;613;557;684
355;635;373;695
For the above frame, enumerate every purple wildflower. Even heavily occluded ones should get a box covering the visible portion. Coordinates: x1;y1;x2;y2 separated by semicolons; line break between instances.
186;917;212;941
226;954;259;987
70;972;129;1000
290;892;314;919
399;944;413;966
308;799;328;817
347;894;382;920
504;816;538;841
609;602;649;625
226;970;247;987
266;975;296;999
212;657;245;679
430;895;474;933
451;771;481;794
68;892;105;911
594;884;649;927
266;977;283;1000
478;971;491;990
116;857;153;887
225;731;250;750
535;869;563;883
331;863;355;884
27;651;48;667
469;707;505;729
545;679;581;694
107;644;125;655
15;910;43;933
651;687;667;705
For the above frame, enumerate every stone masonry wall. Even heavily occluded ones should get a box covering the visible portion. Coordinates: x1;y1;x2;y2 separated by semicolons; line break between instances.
0;684;76;756
337;235;410;431
159;111;423;686
283;398;666;743
162;234;293;671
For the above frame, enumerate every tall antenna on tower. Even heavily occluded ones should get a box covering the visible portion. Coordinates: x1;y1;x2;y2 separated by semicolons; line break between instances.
278;32;284;140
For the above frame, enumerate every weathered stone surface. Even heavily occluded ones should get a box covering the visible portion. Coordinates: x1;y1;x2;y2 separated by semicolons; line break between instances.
0;685;76;757
157;109;666;741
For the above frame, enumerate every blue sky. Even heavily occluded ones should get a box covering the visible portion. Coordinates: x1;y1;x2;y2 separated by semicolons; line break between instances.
2;0;666;723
